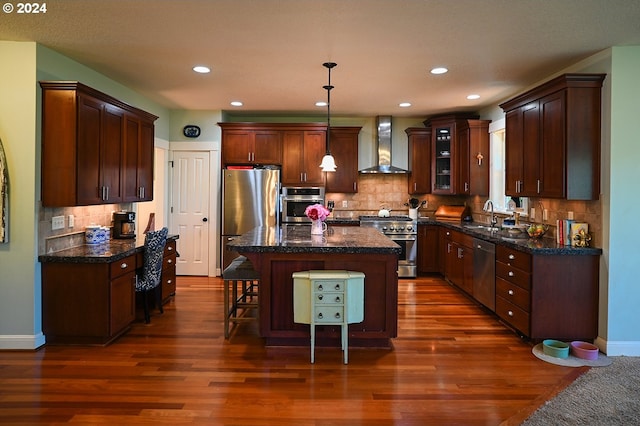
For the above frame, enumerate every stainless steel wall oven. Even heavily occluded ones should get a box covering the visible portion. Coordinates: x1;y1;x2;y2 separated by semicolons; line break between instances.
281;187;325;223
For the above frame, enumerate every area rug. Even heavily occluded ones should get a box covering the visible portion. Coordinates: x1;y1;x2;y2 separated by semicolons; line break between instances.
521;356;640;426
532;343;612;367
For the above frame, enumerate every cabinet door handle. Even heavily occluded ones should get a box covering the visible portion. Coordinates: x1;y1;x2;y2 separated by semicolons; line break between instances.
414;182;417;192
300;173;304;182
447;243;451;254
508;254;515;260
508;271;514;277
120;263;128;269
248;152;252;161
537;180;541;194
508;310;514;317
354;182;357;191
458;247;463;259
465;182;469;192
508;289;514;296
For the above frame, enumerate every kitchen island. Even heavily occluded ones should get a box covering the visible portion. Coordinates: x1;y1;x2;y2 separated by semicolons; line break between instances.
228;225;401;347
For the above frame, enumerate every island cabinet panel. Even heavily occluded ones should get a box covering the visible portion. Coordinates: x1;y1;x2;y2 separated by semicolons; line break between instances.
499;73;605;200
495;245;599;341
246;252;398;347
40;81;158;207
42;254;137;345
325;127;361;193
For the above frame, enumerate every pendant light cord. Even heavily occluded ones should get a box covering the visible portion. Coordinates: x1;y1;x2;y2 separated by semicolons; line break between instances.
323;62;336;155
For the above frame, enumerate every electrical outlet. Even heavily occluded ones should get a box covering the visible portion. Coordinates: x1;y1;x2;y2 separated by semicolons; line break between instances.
530;207;536;220
543;209;549;221
567;211;574;220
342;200;348;208
68;215;75;228
52;215;65;230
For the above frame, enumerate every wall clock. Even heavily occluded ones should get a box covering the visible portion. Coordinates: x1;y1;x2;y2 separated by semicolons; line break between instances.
183;125;201;138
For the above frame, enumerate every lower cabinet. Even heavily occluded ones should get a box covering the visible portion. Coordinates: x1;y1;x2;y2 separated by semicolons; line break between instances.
417;224;439;273
440;228;473;295
42;254;137;345
495;245;599;340
161;239;177;303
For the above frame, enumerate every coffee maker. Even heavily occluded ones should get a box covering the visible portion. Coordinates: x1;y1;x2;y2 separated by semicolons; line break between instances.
113;211;136;239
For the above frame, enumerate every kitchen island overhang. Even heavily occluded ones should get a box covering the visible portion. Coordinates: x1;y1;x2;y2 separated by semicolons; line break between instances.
228;225;400;347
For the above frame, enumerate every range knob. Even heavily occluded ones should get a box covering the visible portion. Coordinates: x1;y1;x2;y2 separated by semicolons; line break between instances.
389;225;395;231
382;226;388;231
406;225;413;231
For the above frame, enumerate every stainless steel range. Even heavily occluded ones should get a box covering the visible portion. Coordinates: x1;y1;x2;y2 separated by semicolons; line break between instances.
360;215;417;278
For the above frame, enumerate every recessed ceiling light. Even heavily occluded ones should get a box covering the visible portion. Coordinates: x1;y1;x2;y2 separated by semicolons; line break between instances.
467;94;480;100
230;101;243;107
192;66;211;74
399;102;412;108
316;101;327;107
430;67;448;75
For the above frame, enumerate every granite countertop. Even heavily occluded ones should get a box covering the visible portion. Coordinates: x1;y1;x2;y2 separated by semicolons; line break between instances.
417;218;602;256
228;225;401;255
39;234;179;263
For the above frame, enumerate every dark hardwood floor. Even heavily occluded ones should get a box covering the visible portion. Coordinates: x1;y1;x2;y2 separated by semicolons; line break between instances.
0;275;586;425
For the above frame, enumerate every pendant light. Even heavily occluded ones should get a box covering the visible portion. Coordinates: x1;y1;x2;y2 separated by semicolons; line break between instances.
319;62;337;172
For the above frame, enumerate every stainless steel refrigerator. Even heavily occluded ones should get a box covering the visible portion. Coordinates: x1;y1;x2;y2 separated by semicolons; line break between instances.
221;167;280;269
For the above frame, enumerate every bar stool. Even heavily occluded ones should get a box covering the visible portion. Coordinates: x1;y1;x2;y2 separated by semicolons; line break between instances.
223;256;260;339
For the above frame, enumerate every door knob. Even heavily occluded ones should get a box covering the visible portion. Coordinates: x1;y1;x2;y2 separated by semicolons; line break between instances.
202;217;208;222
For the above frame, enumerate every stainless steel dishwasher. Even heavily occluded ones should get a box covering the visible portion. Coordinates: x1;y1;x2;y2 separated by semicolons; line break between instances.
473;238;495;311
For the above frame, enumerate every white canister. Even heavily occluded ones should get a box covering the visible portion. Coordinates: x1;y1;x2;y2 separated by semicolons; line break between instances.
409;208;418;220
85;225;101;244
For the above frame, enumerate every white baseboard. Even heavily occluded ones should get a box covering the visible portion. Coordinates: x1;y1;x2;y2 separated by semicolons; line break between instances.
0;332;46;350
595;336;640;356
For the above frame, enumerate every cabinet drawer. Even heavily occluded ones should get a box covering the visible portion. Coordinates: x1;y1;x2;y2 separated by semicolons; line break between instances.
314;281;343;292
164;240;176;256
110;254;137;279
496;277;530;312
162;253;177;270
496;296;530;336
450;230;474;248
313;306;345;323
496;245;531;272
315;292;344;305
496;261;531;290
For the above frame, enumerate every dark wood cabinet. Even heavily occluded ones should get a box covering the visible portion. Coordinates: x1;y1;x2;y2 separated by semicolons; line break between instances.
40;81;157;207
161;239;177;303
495;245;599;340
500;73;605;200
325;127;361;193
425;113;488;195
281;129;326;186
417;224;439;273
219;126;282;166
42;254;137;345
406;127;431;194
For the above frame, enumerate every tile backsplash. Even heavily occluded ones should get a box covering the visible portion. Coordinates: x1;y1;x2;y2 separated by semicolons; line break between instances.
39;203;132;254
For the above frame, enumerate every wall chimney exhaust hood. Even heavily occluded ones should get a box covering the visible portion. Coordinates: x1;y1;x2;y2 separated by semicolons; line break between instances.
359;116;408;174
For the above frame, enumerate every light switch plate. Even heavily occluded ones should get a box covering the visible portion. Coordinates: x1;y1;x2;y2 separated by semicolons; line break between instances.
52;215;65;230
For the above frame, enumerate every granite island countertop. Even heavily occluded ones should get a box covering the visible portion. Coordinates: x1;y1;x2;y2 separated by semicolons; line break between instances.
228;225;401;255
38;234;179;263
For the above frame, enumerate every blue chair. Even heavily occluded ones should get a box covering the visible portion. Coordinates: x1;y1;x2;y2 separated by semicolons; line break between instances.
136;227;168;323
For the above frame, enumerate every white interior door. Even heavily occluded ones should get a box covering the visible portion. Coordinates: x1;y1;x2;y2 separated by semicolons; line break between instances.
170;151;210;276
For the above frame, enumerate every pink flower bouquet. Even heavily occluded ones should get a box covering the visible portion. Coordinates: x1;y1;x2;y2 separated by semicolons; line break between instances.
305;204;330;221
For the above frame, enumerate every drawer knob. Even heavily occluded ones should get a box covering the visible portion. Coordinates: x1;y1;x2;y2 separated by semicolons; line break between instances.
167;279;172;284
508;289;514;296
335;284;341;290
168;246;173;251
335;296;341;303
508;310;514;317
318;285;323;291
318;295;324;300
168;259;173;264
120;263;128;269
508;271;514;277
508;254;515;260
318;312;323;319
335;312;341;319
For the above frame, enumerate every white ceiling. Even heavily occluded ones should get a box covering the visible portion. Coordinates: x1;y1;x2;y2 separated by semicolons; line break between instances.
2;0;640;117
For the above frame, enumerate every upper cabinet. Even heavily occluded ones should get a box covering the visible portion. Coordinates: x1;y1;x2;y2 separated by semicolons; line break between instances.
219;123;282;166
425;113;489;196
281;129;326;186
500;73;606;200
40;82;158;207
325;127;361;193
405;127;431;194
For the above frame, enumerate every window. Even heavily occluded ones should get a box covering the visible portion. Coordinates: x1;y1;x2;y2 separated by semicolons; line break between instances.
489;119;528;216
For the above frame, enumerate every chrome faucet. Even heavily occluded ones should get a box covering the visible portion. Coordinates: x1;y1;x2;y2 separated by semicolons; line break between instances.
483;199;498;228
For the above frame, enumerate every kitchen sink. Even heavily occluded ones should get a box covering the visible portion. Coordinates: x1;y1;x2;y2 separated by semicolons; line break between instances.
463;225;500;232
